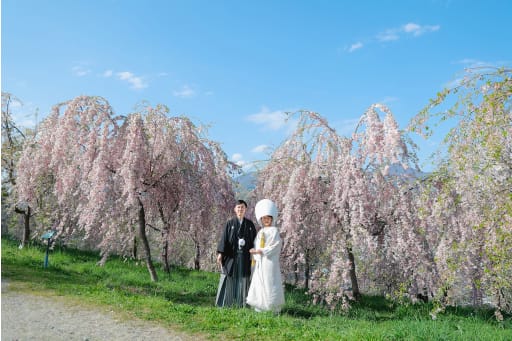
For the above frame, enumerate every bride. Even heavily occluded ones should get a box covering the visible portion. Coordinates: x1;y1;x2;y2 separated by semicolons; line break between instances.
246;199;285;313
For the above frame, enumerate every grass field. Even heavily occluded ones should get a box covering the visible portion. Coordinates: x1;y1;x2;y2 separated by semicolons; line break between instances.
2;237;511;340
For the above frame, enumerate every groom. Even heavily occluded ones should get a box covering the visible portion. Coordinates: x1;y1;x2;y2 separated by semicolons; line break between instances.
215;199;257;307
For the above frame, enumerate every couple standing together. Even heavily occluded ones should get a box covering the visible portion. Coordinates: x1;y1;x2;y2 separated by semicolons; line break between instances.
215;199;285;313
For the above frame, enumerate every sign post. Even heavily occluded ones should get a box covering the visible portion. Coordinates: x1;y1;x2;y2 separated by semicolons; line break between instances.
41;231;56;268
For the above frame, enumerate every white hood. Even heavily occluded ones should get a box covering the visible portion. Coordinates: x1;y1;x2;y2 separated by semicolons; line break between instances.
255;199;278;226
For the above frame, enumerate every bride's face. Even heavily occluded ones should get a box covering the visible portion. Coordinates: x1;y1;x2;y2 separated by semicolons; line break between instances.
261;215;273;227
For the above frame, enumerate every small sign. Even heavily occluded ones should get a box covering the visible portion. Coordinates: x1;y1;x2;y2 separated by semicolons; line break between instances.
42;230;56;268
42;231;55;240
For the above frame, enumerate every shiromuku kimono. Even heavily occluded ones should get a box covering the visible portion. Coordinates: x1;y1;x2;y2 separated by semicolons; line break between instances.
246;199;285;312
216;216;257;307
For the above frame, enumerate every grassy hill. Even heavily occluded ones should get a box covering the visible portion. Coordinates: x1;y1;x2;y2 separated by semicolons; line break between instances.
2;237;510;340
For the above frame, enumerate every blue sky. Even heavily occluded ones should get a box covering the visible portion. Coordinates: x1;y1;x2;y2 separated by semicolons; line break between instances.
2;0;511;172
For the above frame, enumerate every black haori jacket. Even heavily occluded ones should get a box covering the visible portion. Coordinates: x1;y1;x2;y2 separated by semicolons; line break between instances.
217;217;257;277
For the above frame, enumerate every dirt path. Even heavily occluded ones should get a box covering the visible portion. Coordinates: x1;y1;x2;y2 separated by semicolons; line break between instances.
1;279;204;341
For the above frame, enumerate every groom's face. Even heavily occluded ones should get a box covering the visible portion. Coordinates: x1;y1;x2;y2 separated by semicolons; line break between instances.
234;203;246;219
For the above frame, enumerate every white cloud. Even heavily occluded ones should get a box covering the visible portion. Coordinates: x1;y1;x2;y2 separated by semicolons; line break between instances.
247;107;288;131
348;42;364;52
379;96;399;104
403;23;421;34
9;99;23;109
231;153;250;168
455;59;512;71
236;160;248;167
444;77;464;89
457;58;477;65
232;153;243;162
117;71;148;89
403;22;440;36
103;70;113;77
8;101;38;129
376;22;440;42
71;66;91;77
251;144;271;153
333;118;362;137
377;29;400;42
173;85;196;98
455;58;494;69
444;59;505;88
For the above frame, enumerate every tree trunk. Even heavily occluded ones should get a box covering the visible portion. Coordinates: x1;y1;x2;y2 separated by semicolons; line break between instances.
472;248;484;306
194;241;200;270
137;198;158;282
161;233;170;273
293;263;299;286
158;204;172;273
304;249;310;290
347;247;361;300
15;205;31;248
472;279;483;306
97;252;109;266
22;206;31;246
132;235;138;259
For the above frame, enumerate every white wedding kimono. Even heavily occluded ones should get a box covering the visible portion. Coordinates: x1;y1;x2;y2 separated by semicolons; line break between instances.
246;226;285;312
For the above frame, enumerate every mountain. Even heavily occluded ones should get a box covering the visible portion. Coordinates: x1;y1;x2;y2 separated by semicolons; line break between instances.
233;171;258;199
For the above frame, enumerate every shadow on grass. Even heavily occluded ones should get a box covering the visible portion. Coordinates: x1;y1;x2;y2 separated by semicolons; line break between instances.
3;237;510;327
280;284;511;325
2;237;218;307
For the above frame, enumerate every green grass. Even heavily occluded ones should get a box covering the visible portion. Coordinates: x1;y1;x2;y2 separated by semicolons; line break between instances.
2;237;511;340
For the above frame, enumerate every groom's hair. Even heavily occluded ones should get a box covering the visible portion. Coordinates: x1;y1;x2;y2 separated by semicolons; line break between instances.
236;199;248;208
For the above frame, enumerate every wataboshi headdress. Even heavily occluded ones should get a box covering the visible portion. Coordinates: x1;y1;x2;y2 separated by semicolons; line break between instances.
254;199;278;226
